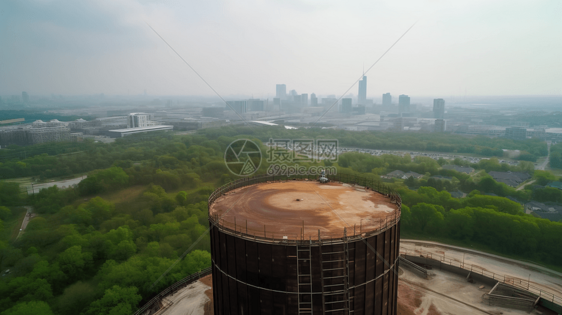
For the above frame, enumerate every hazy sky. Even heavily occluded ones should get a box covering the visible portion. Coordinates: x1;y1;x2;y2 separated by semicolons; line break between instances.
1;0;561;98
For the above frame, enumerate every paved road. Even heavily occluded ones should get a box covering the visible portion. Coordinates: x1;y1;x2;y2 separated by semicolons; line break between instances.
16;206;34;239
401;239;562;278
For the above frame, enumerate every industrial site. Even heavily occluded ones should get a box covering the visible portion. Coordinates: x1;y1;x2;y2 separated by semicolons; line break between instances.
129;175;562;315
2;1;561;314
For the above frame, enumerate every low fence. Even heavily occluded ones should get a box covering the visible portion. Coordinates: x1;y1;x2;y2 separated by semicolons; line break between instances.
132;267;212;315
208;173;402;243
485;282;538;311
398;256;429;279
400;249;562;307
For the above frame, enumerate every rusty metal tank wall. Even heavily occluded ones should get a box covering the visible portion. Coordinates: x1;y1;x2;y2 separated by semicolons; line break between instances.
209;175;401;315
210;222;400;315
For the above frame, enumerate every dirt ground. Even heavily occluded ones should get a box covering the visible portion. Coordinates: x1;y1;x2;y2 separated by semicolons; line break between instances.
401;241;562;298
157;279;212;315
399;266;532;315
158;270;540;315
199;275;214;315
210;180;398;239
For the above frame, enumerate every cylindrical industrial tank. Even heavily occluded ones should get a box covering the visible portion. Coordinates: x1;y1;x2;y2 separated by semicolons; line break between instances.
208;175;401;315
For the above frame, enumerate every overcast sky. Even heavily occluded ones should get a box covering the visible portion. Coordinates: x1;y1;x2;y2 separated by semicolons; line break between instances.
1;0;561;98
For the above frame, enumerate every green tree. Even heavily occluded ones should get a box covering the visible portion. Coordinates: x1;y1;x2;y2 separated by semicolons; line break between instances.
446;208;474;241
0;182;21;206
57;246;93;281
56;282;97;315
175;191;188;206
463;195;523;215
410;203;445;234
0;206;11;220
85;286;141;315
534;170;557;185
1;301;54;315
83;197;115;227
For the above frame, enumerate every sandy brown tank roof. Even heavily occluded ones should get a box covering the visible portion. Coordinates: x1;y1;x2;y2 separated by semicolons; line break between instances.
209;180;399;238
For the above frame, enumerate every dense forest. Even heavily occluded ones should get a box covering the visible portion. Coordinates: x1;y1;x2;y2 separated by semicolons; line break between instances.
200;126;548;158
0;126;548;180
0;126;560;314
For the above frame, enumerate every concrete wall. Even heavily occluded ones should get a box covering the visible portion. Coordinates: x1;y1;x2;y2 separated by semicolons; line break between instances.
402;254;496;286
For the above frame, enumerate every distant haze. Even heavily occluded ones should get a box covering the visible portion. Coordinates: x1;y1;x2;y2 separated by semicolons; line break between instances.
1;0;561;97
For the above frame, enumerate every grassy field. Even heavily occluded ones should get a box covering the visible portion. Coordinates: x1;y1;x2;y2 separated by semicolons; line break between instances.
1;177;33;192
0;207;27;243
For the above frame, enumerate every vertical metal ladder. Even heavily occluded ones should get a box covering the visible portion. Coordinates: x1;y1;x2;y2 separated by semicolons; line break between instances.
297;242;314;315
320;228;350;314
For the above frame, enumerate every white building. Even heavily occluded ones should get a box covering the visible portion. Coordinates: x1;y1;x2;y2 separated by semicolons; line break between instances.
127;113;150;128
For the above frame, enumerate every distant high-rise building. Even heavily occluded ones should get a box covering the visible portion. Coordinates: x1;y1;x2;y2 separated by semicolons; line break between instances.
398;95;410;114
276;84;286;99
310;93;318;106
301;94;308;106
293;95;302;106
434;119;446;132
433;99;445;119
322;97;338;108
288;89;297;102
22;92;29;103
128;113;150;128
382;93;392;106
358;75;367;105
226;101;247;114
247;99;265;111
353;105;366;115
341;98;352;113
202;107;224;118
273;98;281;106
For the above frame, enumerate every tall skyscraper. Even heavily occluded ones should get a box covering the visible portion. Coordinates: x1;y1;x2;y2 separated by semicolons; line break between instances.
301;94;308;106
310;93;318;106
288;89;297;102
382;93;392;106
341;98;352;113
22;92;29;103
226;101;247;114
398;95;410;114
293;95;302;105
433;99;445;119
247;99;265;111
276;84;286;100
358;75;367;104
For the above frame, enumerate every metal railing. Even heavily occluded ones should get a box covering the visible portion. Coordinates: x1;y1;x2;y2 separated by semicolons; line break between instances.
132;267;212;315
208;173;402;244
400;249;562;306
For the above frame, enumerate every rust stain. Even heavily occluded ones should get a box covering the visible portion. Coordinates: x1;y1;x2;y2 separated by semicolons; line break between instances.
210;181;398;238
397;281;423;315
198;275;214;315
